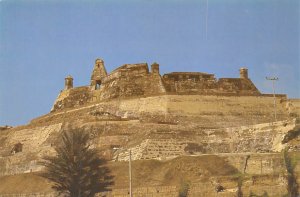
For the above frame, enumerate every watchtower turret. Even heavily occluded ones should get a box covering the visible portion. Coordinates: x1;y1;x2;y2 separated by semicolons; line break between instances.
90;58;107;90
151;62;160;75
240;68;248;79
65;75;73;90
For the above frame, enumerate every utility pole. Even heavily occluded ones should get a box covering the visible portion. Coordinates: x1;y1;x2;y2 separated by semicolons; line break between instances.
129;149;132;197
266;77;279;122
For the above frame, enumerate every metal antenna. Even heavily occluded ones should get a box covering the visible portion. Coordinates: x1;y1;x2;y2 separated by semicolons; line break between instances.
266;77;279;122
205;0;208;40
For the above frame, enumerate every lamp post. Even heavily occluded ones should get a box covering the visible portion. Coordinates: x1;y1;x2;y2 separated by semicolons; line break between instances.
113;148;132;197
129;149;132;197
266;77;279;122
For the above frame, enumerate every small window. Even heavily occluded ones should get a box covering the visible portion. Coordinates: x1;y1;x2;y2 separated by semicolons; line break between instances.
95;80;101;90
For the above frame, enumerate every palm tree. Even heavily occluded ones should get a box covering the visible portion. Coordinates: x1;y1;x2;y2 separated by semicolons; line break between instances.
40;128;113;197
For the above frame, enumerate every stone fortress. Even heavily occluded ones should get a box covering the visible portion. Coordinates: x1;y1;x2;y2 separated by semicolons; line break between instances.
53;59;262;111
0;58;300;196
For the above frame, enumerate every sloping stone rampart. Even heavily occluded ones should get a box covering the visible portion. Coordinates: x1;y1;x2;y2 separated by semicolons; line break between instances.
0;117;296;176
0;124;61;176
111;119;296;162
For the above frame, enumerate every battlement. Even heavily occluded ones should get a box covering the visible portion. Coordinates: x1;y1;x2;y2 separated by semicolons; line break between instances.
163;72;215;79
52;58;272;112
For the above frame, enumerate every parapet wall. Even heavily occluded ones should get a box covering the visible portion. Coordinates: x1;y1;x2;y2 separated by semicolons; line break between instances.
52;86;91;112
163;72;260;95
93;63;166;101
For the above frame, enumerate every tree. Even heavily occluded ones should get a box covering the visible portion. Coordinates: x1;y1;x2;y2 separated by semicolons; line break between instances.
40;128;113;197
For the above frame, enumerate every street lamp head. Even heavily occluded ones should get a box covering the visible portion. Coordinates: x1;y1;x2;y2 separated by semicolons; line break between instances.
266;77;279;80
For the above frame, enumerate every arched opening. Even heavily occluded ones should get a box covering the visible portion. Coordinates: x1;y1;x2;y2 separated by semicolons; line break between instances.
95;80;101;90
11;142;23;154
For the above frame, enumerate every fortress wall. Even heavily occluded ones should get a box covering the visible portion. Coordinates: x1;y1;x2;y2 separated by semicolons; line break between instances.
94;73;166;101
102;71;122;83
5;124;62;152
51;63;286;114
2;119;295;176
80;94;290;126
113;95;288;120
162;74;217;93
45;93;288;126
51;89;70;112
162;73;260;95
111;119;296;162
163;95;289;126
165;95;286;116
217;78;260;94
51;87;91;112
0;124;61;176
104;95;289;126
120;96;168;114
92;63;165;101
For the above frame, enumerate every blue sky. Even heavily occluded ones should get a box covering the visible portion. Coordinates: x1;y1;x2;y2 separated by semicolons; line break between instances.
0;0;299;126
